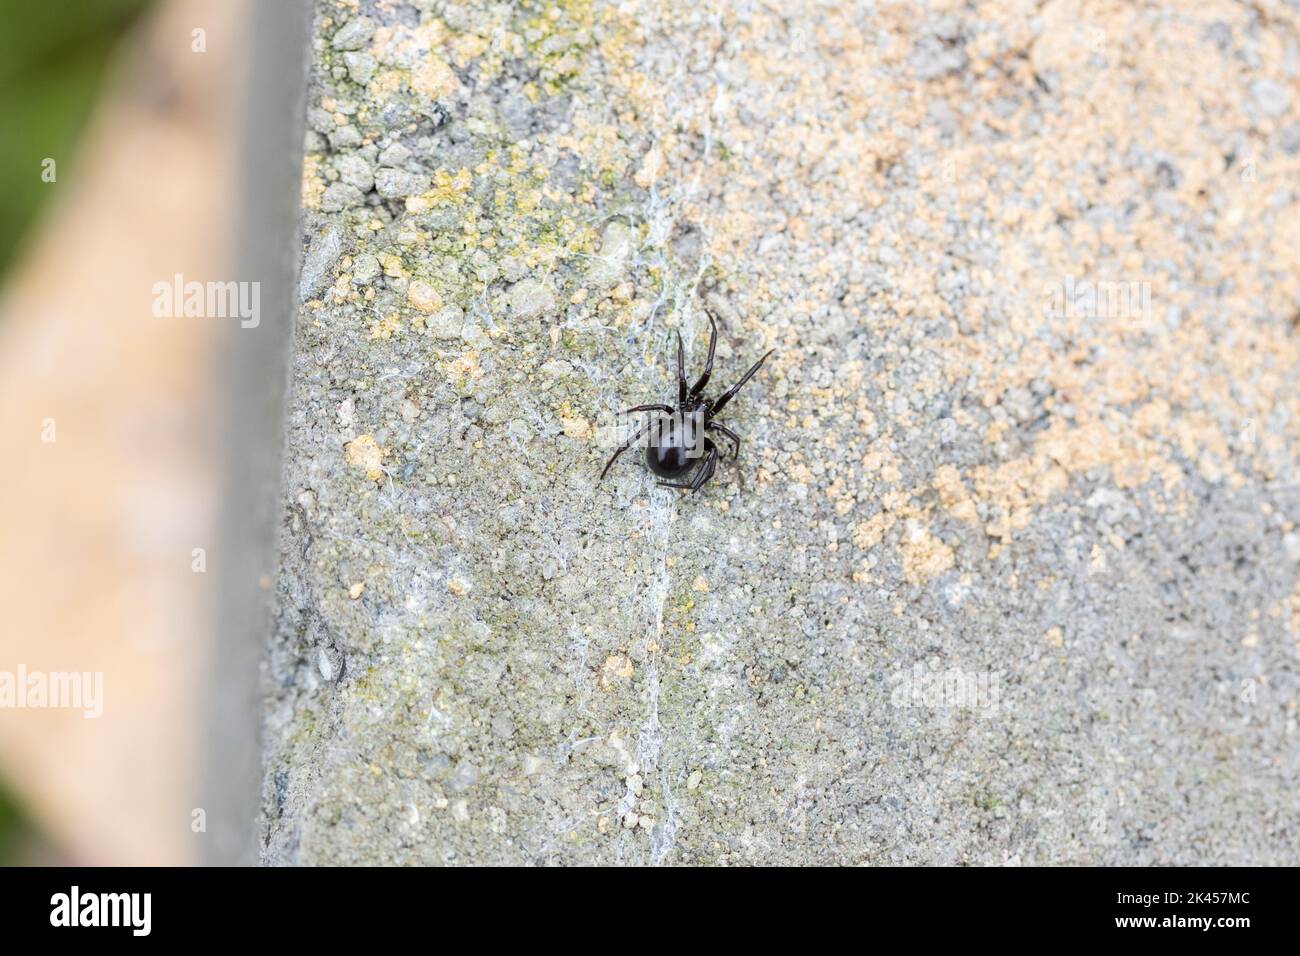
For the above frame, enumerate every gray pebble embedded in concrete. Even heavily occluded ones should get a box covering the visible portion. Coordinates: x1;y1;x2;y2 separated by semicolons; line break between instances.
335;154;374;192
343;51;377;87
378;142;412;167
331;16;374;51
297;225;347;301
352;253;381;285
587;220;637;288
321;182;364;212
506;277;557;321
374;167;428;199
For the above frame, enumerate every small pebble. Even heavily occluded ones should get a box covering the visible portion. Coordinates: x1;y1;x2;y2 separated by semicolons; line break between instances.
331;17;375;51
343;51;377;86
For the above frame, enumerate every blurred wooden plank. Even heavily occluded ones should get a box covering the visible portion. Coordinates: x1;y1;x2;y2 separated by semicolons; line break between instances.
0;0;242;864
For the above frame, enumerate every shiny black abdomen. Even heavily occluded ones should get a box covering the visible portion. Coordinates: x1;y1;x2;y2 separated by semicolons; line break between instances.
645;418;698;477
646;441;693;477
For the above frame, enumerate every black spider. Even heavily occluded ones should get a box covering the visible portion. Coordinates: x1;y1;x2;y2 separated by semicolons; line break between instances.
600;313;774;493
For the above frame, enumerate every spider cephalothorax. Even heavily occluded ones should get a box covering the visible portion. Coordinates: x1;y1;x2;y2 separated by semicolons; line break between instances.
600;312;773;494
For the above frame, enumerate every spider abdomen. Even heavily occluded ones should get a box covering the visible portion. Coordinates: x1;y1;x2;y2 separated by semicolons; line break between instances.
645;418;700;478
646;442;692;478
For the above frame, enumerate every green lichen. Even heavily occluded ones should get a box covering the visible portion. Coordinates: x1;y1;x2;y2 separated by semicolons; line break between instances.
517;0;597;94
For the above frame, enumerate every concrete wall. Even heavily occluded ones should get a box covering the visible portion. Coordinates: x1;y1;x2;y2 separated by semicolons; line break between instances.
263;0;1300;865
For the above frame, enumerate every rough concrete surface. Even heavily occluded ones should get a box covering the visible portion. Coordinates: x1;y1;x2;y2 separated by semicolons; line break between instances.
262;0;1300;865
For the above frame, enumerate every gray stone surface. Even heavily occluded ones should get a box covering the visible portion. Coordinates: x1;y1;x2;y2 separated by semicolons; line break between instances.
262;1;1300;865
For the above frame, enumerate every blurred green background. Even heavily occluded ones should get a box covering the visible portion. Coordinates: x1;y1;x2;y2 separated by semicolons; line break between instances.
0;0;153;864
0;0;153;276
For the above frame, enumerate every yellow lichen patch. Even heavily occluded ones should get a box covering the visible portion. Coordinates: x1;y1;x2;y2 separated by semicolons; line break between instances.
971;456;1069;543
411;53;459;100
899;521;955;585
417;168;474;210
933;464;979;526
442;349;483;383
330;271;351;301
787;458;815;485
597;653;634;691
860;436;902;483
301;154;324;209
449;31;489;68
366;70;403;100
369;313;402;340
852;512;894;551
344;434;388;483
633;146;663;189
560;415;593;440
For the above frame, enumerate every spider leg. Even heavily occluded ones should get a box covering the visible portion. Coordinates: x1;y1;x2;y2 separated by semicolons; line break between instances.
655;454;701;489
656;440;720;492
690;441;720;494
622;404;674;415
689;311;719;397
676;331;688;405
599;420;653;481
709;348;775;416
707;421;740;459
655;475;698;490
